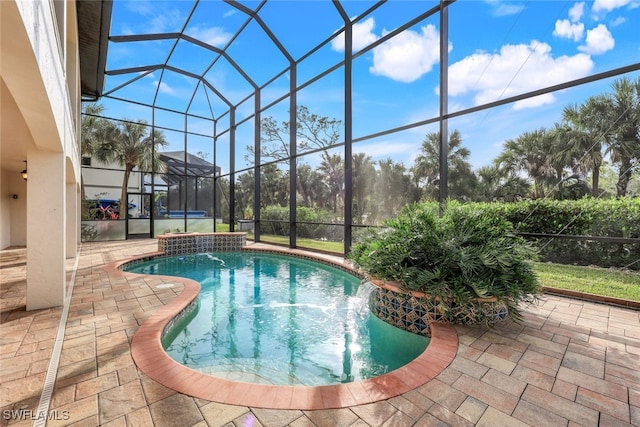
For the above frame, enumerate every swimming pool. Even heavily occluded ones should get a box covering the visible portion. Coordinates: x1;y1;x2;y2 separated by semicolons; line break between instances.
124;251;429;386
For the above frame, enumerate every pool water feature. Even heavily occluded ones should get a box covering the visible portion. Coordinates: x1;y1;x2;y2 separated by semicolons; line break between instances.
125;251;429;386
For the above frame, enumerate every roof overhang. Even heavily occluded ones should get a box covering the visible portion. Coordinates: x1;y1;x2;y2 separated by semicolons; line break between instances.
77;0;113;101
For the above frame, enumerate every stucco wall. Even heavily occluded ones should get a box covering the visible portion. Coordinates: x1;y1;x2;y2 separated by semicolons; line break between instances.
0;0;81;309
0;170;28;248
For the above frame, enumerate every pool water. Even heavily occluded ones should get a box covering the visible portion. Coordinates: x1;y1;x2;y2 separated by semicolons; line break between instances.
125;252;429;386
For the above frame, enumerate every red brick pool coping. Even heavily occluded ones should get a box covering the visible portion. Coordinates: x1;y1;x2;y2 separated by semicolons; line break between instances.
106;248;458;410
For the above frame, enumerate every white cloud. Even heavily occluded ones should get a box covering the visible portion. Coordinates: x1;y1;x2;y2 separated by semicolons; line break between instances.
331;17;379;52
154;81;176;95
223;9;237;19
332;20;445;83
593;0;634;12
610;16;626;26
369;25;442;83
125;1;184;34
553;3;585;41
513;93;556;110
493;3;526;16
579;24;615;54
448;41;594;109
484;1;525;16
186;26;233;47
569;2;586;21
553;19;585;41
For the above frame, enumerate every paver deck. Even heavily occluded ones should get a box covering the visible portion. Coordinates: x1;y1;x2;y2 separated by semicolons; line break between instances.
1;239;639;426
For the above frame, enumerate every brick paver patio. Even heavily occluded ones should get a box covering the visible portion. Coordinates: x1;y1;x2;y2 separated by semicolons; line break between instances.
1;240;639;426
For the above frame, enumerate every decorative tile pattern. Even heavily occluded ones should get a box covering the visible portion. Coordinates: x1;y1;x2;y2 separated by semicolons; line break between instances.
368;284;510;337
158;232;247;255
369;287;441;337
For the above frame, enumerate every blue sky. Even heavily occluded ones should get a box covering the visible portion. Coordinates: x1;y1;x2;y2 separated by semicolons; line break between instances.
100;0;640;174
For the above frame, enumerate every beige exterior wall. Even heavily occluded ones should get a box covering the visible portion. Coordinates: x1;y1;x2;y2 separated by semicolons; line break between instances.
82;158;146;203
0;0;81;309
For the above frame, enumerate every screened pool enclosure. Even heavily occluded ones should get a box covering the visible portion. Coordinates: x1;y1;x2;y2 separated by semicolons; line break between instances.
81;0;640;263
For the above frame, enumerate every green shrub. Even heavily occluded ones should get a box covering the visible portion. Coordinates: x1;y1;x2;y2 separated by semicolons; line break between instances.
349;201;541;323
471;198;640;270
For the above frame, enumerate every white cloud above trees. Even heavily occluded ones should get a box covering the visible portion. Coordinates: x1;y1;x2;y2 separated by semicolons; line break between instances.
185;26;232;47
593;0;635;13
579;24;615;54
331;17;379;52
369;25;443;83
330;1;614;103
569;2;586;21
554;3;585;41
331;19;444;83
447;41;594;109
554;19;585;41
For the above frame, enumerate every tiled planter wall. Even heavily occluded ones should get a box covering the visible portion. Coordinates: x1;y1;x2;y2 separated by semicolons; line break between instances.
369;286;441;337
368;281;508;337
157;232;247;255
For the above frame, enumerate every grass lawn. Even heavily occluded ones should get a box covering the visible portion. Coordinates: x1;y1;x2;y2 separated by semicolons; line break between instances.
251;234;344;253
534;262;640;302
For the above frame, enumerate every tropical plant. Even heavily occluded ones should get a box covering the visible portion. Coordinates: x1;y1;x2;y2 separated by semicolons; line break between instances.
80;103;110;201
92;119;168;217
475;164;530;202
601;77;640;197
349;202;541;323
259;163;288;207
317;153;345;213
352;153;376;225
373;158;420;222
251;105;343;208
561;96;608;197
411;130;477;201
495;128;559;199
235;171;255;219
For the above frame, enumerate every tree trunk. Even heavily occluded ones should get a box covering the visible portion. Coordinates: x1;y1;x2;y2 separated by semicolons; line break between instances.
591;164;600;197
297;180;309;207
556;167;563;195
615;159;631;197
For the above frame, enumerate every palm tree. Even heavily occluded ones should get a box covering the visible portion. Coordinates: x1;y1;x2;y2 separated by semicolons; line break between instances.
374;158;418;222
352;153;376;225
547;121;582;197
296;164;323;208
476;164;531;202
475;165;503;201
412;130;477;201
92;119;167;217
495;129;557;199
235;171;255;219
80;103;109;201
561;97;608;197
259;163;288;207
317;153;344;214
601;77;640;197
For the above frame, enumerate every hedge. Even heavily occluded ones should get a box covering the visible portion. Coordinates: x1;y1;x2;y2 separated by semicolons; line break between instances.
467;198;640;270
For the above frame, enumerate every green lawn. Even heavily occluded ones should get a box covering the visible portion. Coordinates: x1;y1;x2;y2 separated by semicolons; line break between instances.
534;262;640;301
250;234;344;253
